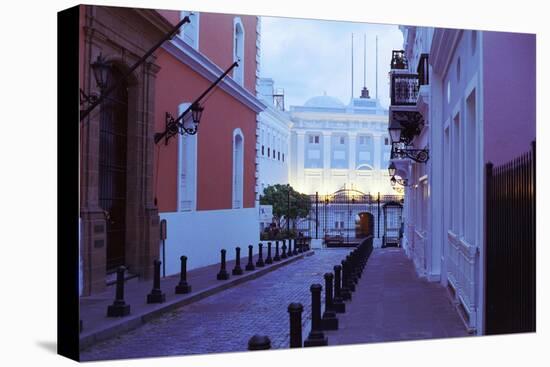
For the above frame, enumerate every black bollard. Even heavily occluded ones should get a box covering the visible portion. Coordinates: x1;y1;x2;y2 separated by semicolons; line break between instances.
287;238;293;257
298;238;304;253
175;256;192;294
293;238;299;255
232;247;243;275
321;273;339;330
265;242;273;264
256;243;265;267
288;303;304;348
332;265;346;313
350;255;356;292
340;259;352;301
107;266;131;316
216;249;230;280
147;260;166;303
304;284;328;347
273;241;281;262
281;240;288;259
245;245;255;271
248;335;271;350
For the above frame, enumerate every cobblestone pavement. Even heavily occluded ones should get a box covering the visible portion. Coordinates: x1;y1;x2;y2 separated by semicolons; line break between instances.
80;249;350;361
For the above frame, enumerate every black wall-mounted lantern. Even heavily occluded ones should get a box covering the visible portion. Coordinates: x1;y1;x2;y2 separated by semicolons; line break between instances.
390;175;410;187
388;162;397;177
80;54;110;109
91;53;110;92
80;15;192;121
154;60;238;145
388;115;429;163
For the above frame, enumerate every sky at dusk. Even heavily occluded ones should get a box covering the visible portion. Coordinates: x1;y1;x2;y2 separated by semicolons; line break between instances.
260;16;404;109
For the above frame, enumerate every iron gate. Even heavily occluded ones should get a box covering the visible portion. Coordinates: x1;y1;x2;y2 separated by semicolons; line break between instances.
295;189;403;247
382;201;403;247
99;66;128;273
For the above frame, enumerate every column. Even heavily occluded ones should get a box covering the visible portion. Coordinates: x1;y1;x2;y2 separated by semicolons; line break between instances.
322;131;332;193
296;131;306;191
348;132;357;185
373;133;382;170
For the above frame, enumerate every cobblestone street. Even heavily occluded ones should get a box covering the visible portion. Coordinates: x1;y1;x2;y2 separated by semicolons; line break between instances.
80;249;350;361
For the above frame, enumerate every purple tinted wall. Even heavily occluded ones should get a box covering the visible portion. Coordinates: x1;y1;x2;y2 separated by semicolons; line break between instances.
483;31;536;165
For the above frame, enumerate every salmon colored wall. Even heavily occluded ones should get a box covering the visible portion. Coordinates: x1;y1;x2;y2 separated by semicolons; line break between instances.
153;48;257;212
156;10;257;94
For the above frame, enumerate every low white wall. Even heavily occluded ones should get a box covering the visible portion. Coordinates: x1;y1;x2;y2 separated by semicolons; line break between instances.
159;208;260;275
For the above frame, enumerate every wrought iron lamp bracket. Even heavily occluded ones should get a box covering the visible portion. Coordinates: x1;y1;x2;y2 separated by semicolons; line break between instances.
80;88;99;108
162;111;198;145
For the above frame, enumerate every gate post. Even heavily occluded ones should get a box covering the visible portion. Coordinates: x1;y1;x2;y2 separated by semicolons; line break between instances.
377;192;380;239
315;192;319;239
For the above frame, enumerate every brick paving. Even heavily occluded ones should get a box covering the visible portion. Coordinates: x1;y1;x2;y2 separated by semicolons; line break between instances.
79;249;311;349
324;247;468;345
80;249;350;361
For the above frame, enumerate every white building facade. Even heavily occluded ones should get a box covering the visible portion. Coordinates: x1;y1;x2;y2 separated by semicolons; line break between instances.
390;26;536;335
390;25;485;335
256;78;292;193
289;94;394;196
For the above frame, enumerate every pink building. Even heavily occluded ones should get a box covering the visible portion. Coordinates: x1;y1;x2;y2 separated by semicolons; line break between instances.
79;5;265;296
154;10;266;274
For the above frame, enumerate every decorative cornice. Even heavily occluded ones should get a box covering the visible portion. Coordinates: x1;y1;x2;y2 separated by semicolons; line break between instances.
260;104;293;129
430;28;463;77
163;37;267;113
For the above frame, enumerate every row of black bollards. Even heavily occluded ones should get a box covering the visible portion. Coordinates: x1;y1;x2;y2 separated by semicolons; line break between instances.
216;239;304;281
106;238;310;325
248;236;374;349
107;255;193;317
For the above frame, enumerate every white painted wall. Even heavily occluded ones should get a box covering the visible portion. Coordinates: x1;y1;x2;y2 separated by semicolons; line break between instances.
159;208;259;275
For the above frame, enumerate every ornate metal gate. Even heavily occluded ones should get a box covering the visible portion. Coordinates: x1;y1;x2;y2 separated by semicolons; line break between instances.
382;201;403;247
99;66;128;272
295;189;403;247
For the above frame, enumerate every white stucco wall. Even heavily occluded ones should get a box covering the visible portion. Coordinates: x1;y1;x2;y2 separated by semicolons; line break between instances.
159;208;259;275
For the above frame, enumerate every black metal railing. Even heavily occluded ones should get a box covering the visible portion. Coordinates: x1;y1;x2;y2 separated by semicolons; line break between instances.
485;141;535;335
417;53;429;86
390;73;419;106
294;190;404;244
390;50;408;70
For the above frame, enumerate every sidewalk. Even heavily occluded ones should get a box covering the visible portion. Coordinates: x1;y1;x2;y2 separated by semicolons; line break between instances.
79;249;312;350
326;247;468;346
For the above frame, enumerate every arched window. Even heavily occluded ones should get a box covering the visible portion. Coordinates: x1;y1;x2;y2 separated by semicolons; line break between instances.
233;17;245;85
179;11;200;49
356;164;374;171
178;103;197;211
233;128;244;208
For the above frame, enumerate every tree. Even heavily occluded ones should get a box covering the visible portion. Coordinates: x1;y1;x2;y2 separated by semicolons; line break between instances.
260;184;311;231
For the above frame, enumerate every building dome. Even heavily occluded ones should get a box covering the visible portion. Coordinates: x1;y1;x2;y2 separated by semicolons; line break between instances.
304;95;345;108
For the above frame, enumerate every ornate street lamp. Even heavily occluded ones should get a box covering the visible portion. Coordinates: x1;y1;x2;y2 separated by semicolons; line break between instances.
80;53;110;108
389;119;403;144
388;115;429;163
91;53;110;92
388;162;397;177
390;175;410;187
154;61;239;145
80;16;193;121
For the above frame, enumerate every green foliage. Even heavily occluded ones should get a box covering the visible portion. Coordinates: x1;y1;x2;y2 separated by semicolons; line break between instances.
260;184;311;224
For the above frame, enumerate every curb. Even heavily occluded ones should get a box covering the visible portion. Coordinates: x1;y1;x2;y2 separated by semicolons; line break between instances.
79;250;314;350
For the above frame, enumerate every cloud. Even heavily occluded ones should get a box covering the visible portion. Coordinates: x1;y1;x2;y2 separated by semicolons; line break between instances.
260;16;404;109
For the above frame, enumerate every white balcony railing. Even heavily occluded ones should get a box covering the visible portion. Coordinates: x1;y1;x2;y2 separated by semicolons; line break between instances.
447;230;478;329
